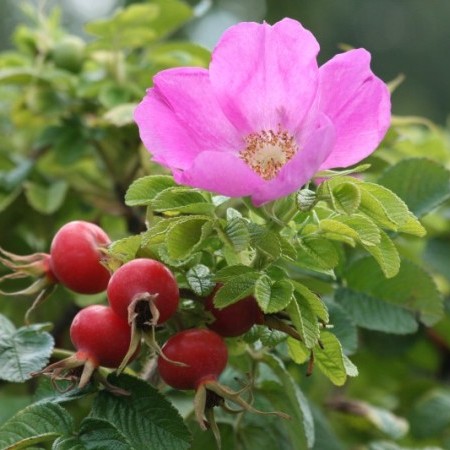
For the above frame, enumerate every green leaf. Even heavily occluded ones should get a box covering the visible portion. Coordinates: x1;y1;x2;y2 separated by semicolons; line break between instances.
108;235;142;264
345;258;443;327
78;418;130;449
125;175;176;206
213;273;260;308
254;276;294;314
362;229;400;278
314;331;347;386
332;182;361;214
262;353;315;449
378;158;450;217
249;224;281;260
335;287;418;334
151;187;214;215
279;235;297;260
0;403;73;449
287;337;310;364
214;265;259;282
23;180;68;215
90;374;191;450
343;355;359;377
409;389;450;438
331;215;381;246
296;237;340;271
247;326;288;347
318;218;358;247
285;293;320;349
166;216;212;259
0;316;54;383
360;183;412;227
52;435;85;450
292;282;329;323
325;300;358;355
424;237;450;283
223;218;250;252
185;264;215;296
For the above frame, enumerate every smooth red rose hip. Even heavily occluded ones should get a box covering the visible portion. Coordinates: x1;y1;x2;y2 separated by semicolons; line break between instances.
70;304;134;368
34;304;135;392
50;221;111;294
107;258;179;325
205;286;264;337
158;328;228;390
157;328;288;443
106;258;179;372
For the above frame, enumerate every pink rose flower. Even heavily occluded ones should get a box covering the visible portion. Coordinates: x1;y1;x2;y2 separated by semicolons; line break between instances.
135;18;391;206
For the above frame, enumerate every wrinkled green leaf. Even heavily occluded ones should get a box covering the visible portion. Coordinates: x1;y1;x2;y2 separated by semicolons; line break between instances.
255;276;293;313
90;374;190;450
331;215;381;246
249;224;281;260
213;273;260;308
335;287;418;334
286;293;319;349
0;316;54;383
0;403;73;449
186;264;215;296
325;300;358;355
108;235;142;264
166;216;212;259
378;158;450;217
125;175;176;206
314;331;347;386
296;237;340;272
262;353;315;449
151;187;214;215
345;258;443;326
223;218;250;252
332;181;361;214
214;264;259;282
362;230;400;278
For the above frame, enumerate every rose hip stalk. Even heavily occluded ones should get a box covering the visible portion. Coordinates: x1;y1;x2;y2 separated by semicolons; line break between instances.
34;305;136;393
106;258;180;372
158;329;289;447
0;248;58;323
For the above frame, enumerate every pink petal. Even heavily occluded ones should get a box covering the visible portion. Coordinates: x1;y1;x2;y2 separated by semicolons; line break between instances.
252;114;335;205
318;49;391;170
209;18;320;134
134;88;200;170
134;67;242;170
175;151;264;197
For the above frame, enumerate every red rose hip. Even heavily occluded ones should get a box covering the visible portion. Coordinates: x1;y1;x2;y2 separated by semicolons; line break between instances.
50;221;111;294
205;286;264;337
158;328;228;390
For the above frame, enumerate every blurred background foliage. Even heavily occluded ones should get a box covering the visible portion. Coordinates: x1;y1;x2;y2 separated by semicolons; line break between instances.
0;1;450;449
2;0;450;124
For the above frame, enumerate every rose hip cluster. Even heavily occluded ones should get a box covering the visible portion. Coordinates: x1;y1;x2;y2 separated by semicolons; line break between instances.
1;220;287;436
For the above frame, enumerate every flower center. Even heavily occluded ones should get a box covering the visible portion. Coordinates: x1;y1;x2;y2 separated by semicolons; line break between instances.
240;129;298;181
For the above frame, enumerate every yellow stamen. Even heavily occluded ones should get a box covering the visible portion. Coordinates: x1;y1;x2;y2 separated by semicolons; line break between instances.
240;128;298;181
